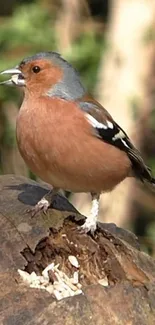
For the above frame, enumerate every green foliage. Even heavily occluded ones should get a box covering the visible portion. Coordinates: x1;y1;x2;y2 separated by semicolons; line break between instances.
29;170;37;181
0;1;105;175
147;157;155;175
1;116;16;148
143;25;155;44
146;222;155;243
148;107;155;131
0;3;56;65
129;96;141;121
0;2;56;101
0;2;104;97
66;33;104;93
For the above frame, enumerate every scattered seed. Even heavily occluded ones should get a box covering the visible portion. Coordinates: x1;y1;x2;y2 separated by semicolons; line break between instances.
98;277;109;287
72;271;79;284
18;260;82;301
68;255;79;268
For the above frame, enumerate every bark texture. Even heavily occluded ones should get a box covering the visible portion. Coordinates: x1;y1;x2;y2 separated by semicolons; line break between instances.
0;175;155;324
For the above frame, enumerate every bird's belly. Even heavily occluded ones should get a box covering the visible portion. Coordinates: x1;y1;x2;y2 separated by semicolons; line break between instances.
25;156;129;193
16;106;131;193
17;133;130;193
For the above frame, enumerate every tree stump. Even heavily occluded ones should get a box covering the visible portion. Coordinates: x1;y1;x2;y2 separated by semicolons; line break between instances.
0;174;155;325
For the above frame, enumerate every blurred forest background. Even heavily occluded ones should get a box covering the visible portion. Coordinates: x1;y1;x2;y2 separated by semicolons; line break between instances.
0;0;155;255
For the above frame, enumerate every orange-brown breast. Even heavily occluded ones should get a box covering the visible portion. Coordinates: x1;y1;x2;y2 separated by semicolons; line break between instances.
16;96;131;193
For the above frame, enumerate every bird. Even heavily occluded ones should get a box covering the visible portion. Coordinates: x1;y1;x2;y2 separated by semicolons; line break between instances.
0;51;155;233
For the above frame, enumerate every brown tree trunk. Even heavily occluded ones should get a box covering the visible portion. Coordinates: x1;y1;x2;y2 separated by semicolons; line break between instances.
55;0;90;52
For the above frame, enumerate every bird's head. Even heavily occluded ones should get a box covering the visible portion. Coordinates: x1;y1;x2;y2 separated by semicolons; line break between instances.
0;52;86;100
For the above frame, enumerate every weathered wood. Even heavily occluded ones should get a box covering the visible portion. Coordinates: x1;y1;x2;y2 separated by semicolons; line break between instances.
0;174;155;325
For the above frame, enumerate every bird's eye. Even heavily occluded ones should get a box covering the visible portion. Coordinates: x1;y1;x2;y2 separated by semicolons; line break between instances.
32;66;41;73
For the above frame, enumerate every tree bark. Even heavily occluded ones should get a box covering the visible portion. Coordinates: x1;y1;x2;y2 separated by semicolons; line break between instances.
0;174;155;324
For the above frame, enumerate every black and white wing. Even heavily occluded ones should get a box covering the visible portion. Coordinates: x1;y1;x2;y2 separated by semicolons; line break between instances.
79;100;154;184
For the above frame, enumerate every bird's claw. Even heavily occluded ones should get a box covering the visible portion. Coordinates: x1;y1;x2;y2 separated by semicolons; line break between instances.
26;197;50;217
79;218;97;235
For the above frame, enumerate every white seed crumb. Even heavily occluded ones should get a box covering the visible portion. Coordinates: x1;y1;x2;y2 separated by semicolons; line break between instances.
54;264;60;270
30;271;38;281
18;261;83;301
42;263;54;279
61;290;72;299
53;282;67;292
74;289;82;295
68;255;79;268
53;290;63;300
72;271;79;284
45;285;54;294
18;269;32;285
38;275;49;286
76;283;82;289
62;273;79;291
98;278;109;287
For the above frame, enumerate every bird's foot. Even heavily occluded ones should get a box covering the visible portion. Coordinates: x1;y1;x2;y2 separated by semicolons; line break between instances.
80;216;97;235
27;197;50;217
26;188;59;217
80;193;99;234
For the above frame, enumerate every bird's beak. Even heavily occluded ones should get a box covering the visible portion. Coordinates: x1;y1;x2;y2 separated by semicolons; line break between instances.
0;67;25;87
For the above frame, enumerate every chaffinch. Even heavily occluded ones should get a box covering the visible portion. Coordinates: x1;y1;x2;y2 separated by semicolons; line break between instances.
0;52;155;233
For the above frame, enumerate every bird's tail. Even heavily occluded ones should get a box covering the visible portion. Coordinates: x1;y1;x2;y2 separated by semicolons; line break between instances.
143;174;155;192
128;147;155;192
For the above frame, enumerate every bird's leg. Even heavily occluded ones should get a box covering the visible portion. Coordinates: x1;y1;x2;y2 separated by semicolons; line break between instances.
81;192;100;233
29;187;59;217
